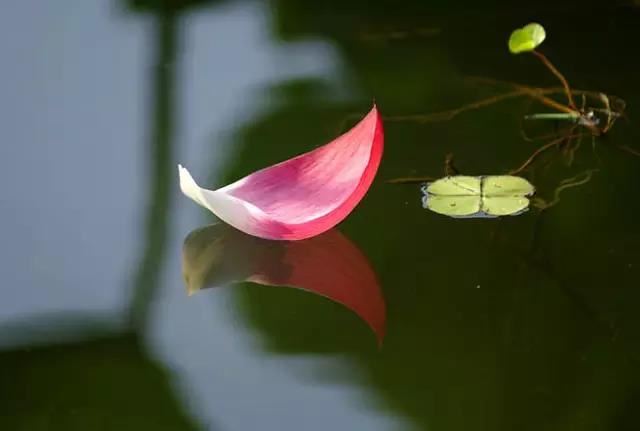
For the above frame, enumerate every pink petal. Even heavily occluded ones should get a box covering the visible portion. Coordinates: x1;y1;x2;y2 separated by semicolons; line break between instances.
179;104;383;240
182;224;386;343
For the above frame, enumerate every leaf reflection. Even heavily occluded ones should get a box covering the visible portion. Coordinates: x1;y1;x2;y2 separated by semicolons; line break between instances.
182;224;386;343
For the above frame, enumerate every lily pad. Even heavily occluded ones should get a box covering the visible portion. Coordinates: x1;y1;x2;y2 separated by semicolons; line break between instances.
422;175;535;218
508;23;546;54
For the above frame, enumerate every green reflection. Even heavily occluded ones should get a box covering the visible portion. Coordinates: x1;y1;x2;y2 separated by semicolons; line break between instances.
0;334;198;430
210;2;640;430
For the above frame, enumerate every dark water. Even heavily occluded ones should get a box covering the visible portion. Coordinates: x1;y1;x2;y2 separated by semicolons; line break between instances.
2;1;640;430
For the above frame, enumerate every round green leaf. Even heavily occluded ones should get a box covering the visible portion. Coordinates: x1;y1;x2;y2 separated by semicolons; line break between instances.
425;176;481;196
425;195;481;217
482;175;535;197
508;23;546;54
482;196;531;216
422;175;535;218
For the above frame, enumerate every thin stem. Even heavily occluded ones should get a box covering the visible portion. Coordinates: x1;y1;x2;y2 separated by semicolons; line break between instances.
520;126;573;143
525;112;580;121
503;82;602;136
388;154;457;184
444;153;459;176
532;50;576;110
384;89;532;123
387;175;437;184
509;84;577;115
508;133;583;175
535;170;598;210
384;83;579;125
618;145;640;157
468;76;625;109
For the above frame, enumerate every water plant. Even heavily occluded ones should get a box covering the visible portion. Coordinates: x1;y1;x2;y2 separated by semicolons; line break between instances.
422;175;535;218
389;22;634;191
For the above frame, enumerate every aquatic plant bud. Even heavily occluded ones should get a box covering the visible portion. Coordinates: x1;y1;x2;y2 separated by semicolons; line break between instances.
509;23;546;54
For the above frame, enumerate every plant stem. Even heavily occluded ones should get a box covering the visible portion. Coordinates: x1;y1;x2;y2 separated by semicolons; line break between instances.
387;175;437;184
532;50;576;110
384;89;532;122
384;83;579;125
509;133;583;175
524;112;580;121
618;145;640;157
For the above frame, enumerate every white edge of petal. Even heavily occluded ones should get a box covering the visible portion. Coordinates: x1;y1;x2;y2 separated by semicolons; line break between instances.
178;164;207;208
178;164;272;231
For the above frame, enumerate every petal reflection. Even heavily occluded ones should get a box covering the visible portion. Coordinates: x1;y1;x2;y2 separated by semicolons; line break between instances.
182;224;386;343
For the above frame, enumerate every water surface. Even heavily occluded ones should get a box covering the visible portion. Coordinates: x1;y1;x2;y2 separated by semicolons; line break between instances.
1;1;639;430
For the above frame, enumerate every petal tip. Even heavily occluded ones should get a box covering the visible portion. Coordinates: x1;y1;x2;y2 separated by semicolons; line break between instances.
178;164;203;205
178;164;190;187
368;103;383;130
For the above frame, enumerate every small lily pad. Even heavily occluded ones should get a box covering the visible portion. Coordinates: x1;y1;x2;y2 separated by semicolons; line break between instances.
508;23;546;54
422;175;535;218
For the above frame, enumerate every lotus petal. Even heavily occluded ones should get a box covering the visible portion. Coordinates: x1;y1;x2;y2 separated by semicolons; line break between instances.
179;105;383;240
182;223;386;343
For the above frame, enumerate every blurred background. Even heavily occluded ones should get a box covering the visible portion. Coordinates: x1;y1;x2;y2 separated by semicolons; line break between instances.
1;1;640;430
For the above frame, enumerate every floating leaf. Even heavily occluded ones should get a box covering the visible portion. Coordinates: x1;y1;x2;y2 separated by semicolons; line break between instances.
179;105;383;240
508;23;546;54
182;223;386;343
424;176;482;217
422;175;535;218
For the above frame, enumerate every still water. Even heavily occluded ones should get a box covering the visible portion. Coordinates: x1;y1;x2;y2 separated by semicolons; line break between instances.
1;1;639;430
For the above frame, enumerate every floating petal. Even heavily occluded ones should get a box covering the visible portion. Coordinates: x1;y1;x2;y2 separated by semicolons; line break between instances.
182;223;386;343
179;105;384;240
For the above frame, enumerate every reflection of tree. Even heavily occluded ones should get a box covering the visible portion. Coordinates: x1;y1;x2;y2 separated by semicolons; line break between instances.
127;4;179;332
215;2;640;430
0;2;227;429
126;0;225;334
